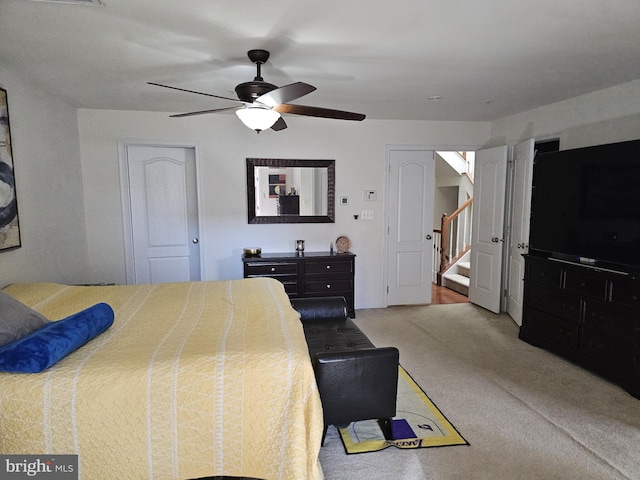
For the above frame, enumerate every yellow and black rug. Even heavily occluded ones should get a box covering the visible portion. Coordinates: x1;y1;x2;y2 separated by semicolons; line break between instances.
338;366;468;454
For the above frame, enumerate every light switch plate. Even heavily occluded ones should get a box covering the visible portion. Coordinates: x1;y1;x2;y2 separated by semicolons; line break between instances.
362;209;374;220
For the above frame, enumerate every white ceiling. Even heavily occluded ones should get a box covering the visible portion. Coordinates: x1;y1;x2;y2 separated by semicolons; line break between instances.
2;0;640;122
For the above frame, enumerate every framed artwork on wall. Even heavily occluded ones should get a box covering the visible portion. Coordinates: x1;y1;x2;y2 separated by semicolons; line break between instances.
0;87;21;251
268;173;286;198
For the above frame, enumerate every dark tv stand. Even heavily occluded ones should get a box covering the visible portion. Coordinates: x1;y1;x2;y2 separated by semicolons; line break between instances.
520;254;640;399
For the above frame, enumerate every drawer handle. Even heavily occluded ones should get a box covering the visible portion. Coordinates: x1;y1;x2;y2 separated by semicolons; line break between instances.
326;265;331;269
271;267;276;272
326;284;331;289
632;295;639;301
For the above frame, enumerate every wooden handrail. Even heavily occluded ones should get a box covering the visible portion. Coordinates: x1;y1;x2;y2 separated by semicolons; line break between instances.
448;196;473;219
437;197;473;281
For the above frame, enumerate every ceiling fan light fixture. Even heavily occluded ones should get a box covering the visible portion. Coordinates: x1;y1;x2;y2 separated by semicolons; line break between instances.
235;106;280;133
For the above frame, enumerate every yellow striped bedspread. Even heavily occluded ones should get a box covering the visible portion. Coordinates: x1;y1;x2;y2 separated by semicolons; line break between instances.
0;278;324;480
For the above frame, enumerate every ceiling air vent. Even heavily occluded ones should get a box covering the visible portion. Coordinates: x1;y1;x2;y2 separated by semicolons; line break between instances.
28;0;104;5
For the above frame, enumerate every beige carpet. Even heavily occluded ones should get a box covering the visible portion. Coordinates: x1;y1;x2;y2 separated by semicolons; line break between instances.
318;303;640;480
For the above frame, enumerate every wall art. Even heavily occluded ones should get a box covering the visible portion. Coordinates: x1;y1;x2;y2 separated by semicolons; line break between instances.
0;87;21;250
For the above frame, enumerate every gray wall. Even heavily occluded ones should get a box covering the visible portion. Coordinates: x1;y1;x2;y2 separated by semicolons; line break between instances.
0;67;89;288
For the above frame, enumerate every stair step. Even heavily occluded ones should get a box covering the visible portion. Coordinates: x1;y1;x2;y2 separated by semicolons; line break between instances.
458;261;470;278
442;273;469;297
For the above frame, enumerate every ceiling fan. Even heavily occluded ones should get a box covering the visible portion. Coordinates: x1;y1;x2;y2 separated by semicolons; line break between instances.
148;49;366;133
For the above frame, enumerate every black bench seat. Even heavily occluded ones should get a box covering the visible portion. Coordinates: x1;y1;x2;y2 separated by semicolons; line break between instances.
290;296;399;444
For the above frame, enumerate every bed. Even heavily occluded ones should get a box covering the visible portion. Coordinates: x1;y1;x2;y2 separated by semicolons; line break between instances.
0;278;324;480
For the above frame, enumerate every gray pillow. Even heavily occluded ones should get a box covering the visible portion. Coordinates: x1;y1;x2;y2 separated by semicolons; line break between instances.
0;290;49;346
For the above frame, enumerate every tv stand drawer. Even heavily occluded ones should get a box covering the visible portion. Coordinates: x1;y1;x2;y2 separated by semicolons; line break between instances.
526;284;581;323
564;270;607;300
521;255;640;399
524;308;579;351
610;282;640;309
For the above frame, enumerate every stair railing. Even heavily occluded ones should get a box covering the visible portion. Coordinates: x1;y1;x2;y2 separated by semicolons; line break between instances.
436;197;473;285
432;228;442;284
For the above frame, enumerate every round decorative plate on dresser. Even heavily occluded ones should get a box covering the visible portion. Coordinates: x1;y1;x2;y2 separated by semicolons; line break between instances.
335;235;351;253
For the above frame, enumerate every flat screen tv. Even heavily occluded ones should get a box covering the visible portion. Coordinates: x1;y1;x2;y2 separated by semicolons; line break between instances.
529;139;640;270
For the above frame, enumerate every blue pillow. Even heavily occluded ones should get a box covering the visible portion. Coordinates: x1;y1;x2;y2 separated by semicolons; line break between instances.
0;303;114;373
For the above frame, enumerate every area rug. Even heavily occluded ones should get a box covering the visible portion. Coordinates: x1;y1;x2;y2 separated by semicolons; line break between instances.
338;366;468;454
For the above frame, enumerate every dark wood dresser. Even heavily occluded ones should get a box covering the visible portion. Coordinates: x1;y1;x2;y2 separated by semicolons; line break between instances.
520;254;640;398
242;251;356;317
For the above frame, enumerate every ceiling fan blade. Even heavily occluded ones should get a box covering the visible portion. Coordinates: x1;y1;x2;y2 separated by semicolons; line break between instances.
274;103;365;121
256;82;316;107
271;116;288;131
148;82;240;103
170;106;240;118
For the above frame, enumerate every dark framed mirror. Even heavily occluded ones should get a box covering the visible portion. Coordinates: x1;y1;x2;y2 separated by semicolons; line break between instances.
246;158;335;224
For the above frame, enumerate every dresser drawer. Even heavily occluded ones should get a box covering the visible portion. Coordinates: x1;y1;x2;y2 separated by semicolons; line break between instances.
242;252;356;317
304;278;353;295
585;302;640;346
528;260;562;287
564;270;607;300
526;284;581;323
280;280;300;296
610;281;640;309
244;262;298;276
524;308;580;351
304;259;353;275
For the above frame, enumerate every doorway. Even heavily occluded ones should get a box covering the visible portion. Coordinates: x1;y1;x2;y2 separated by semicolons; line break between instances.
385;143;514;312
385;145;481;307
433;150;475;298
119;142;202;284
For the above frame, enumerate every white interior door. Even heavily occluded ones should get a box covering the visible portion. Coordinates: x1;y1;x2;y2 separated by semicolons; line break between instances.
506;139;535;325
387;148;435;306
124;145;200;284
469;145;508;313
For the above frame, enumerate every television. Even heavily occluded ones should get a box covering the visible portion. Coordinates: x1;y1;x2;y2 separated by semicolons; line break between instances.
529;139;640;271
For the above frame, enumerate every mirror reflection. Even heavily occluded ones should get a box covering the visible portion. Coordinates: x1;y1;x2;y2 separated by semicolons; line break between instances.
246;158;335;224
255;166;328;216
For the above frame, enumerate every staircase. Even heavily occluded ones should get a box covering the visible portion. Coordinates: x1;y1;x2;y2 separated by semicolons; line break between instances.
434;196;473;293
433;150;475;297
442;259;470;296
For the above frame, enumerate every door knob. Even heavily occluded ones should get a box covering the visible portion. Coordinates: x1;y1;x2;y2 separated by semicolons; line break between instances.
491;237;499;243
426;234;432;240
192;238;199;244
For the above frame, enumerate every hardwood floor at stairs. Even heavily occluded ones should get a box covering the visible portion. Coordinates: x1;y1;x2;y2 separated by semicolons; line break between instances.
431;284;469;305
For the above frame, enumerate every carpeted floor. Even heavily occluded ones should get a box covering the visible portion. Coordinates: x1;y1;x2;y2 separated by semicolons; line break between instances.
318;303;640;480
